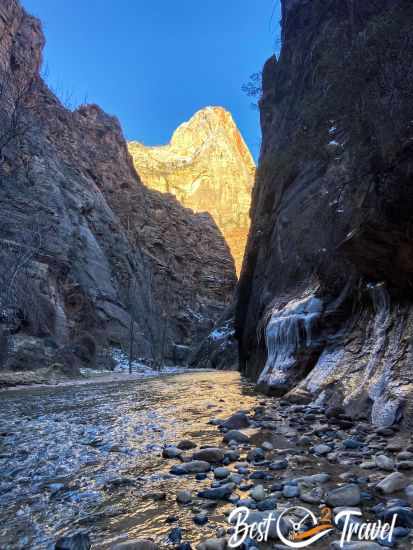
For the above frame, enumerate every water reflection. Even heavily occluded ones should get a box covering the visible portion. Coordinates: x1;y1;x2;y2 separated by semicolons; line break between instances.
0;371;258;549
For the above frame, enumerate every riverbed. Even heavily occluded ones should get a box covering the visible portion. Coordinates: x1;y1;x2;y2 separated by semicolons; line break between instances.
0;371;258;549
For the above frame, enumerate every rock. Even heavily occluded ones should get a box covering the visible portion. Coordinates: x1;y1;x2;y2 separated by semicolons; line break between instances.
197;538;227;550
167;528;182;545
379;506;413;528
283;485;300;498
176;490;192;504
343;438;363;449
375;454;395;471
269;459;288;470
214;467;230;479
405;484;413;504
177;440;197;450
261;441;273;451
129;107;255;274
221;411;250;429
198;483;235;500
246;448;265;463
256;497;277;511
55;532;91;550
113;541;157;550
326;484;361;507
299;485;324;504
173;461;211;474
162;446;182;459
250;485;266;501
313;444;332;456
193;448;225;464
377;472;409;494
193;513;208;526
223;430;250;444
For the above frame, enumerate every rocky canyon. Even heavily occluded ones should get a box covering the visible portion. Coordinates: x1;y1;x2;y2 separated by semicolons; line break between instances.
236;0;413;427
128;107;255;275
0;0;238;384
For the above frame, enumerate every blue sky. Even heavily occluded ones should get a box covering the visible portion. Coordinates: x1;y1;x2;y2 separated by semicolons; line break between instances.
22;1;280;160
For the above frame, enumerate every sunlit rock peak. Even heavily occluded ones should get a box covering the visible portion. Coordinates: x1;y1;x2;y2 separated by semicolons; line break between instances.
128;106;255;274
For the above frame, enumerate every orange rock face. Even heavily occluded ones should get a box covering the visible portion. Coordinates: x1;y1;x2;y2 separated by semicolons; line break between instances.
128;106;255;274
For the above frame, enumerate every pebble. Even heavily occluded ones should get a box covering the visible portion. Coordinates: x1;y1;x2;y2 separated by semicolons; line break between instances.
162;446;182;459
177;440;197;450
193;513;208;526
198;482;235;500
269;459;288;470
113;540;158;550
326;484;361;507
196;538;227;550
375;454;395;471
193;448;224;464
250;485;266;501
214;467;230;479
377;472;409;494
221;411;250;430
313;444;332;456
223;430;249;444
283;485;300;498
176;490;192;504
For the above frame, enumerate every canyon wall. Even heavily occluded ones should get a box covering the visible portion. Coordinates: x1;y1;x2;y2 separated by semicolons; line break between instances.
128;107;255;274
0;0;236;379
236;0;413;426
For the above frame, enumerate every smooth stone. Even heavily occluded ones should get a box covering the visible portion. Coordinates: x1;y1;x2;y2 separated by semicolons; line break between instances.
113;541;157;550
177;544;192;550
197;538;227;550
343;438;363;449
261;441;273;451
198;483;235;500
167;528;182;545
177;440;197;450
405;484;413;504
250;485;266;501
326;484;361;507
224;450;240;462
313;444;332;456
193;448;224;464
176;490;192;504
193;513;208;526
228;473;243;484
246;448;265;463
377;472;409;494
299;486;324;504
375;455;395;471
283;485;300;498
379;506;413;528
214;467;230;479
222;411;250;430
223;430;250;444
55;532;91;550
162;446;182;459
269;459;288;471
256;497;277;511
293;473;330;484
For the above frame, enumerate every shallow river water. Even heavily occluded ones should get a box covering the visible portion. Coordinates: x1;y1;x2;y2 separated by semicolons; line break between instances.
0;371;259;549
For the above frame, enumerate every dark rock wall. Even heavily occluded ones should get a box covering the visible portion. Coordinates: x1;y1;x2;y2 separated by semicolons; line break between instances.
0;0;236;372
236;0;413;426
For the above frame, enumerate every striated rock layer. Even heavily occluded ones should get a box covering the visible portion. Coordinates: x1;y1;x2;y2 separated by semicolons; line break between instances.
128;107;255;274
236;0;413;426
0;0;236;376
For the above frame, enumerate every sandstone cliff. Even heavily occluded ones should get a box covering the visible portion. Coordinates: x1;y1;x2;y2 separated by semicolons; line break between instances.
236;0;413;426
128;107;255;274
0;0;236;379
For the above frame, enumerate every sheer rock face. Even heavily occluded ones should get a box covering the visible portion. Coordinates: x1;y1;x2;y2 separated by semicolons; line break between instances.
128;107;255;274
236;0;413;426
0;0;236;373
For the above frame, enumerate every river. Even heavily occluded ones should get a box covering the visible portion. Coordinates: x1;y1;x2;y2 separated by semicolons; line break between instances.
0;371;259;549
